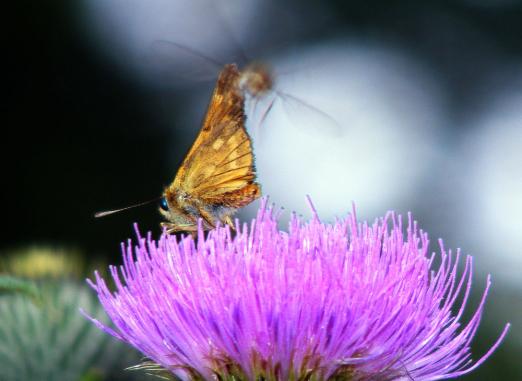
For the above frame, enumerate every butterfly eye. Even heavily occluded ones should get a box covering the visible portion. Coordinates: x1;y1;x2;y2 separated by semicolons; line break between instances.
160;197;169;211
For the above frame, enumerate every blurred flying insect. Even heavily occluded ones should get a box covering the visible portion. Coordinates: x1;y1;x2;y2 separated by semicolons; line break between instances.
150;40;342;135
95;64;261;234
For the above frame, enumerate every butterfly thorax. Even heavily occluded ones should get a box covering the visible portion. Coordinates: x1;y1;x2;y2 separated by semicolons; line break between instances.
239;62;273;98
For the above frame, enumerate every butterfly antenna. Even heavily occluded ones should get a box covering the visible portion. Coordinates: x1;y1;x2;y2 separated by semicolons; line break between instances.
94;197;161;218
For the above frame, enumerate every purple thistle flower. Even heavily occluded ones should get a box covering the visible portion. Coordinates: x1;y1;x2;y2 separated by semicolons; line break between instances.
85;199;509;380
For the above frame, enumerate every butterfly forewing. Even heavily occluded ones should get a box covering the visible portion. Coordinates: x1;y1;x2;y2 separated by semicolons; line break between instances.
163;64;260;231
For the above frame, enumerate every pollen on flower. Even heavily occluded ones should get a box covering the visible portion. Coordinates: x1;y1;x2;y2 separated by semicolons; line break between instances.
84;198;510;381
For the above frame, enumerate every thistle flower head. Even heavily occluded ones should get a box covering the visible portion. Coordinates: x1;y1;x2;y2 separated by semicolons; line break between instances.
86;199;509;380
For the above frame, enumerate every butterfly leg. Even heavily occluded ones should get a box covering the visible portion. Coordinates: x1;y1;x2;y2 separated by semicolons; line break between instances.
160;222;198;235
197;209;236;232
224;216;236;231
197;209;218;230
257;94;276;129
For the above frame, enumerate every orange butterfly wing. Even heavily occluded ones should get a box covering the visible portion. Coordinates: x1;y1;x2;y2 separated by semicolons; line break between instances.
168;64;261;209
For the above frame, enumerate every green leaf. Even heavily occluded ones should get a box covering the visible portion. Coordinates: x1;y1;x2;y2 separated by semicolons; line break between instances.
0;275;40;300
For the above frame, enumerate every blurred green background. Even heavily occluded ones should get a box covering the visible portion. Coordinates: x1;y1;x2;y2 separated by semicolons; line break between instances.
5;1;522;380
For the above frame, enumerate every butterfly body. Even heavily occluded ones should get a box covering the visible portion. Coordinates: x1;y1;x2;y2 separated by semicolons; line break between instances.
160;64;261;234
160;189;237;232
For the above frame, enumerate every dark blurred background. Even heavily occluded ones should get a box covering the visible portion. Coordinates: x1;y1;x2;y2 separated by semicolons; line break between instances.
5;1;522;379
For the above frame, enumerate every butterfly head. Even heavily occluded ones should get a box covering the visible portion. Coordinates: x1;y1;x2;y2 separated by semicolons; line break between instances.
159;190;199;231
